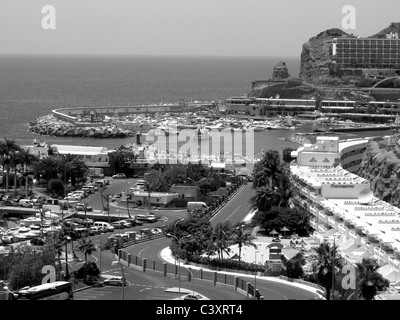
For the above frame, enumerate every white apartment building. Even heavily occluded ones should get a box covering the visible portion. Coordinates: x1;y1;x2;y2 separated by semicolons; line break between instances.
291;136;400;286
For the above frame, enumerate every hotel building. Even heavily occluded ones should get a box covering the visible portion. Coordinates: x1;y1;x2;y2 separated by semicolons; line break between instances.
327;32;400;69
290;136;400;286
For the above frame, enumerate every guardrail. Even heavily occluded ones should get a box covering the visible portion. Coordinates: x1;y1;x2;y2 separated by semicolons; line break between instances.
117;248;263;300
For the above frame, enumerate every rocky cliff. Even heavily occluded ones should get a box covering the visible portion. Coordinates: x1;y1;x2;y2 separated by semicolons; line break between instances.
299;28;352;85
357;138;400;207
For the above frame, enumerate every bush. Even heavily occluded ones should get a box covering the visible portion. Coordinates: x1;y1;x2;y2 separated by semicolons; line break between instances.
187;255;266;273
48;179;65;197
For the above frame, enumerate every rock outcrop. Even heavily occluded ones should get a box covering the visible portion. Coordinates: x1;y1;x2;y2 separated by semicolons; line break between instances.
29;114;134;138
357;138;400;207
299;28;352;85
272;61;290;80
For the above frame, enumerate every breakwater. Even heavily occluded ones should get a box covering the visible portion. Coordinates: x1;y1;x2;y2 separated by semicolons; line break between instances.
29;114;134;138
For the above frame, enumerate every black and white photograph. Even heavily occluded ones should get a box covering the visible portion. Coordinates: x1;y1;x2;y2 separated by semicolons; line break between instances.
1;0;400;309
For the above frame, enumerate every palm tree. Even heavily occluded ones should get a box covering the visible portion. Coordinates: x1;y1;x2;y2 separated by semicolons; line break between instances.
312;241;343;300
124;190;133;219
101;191;111;223
0;138;21;192
229;224;257;262
251;186;278;212
252;150;282;188
275;174;293;208
210;222;231;259
354;258;389;300
33;156;60;188
59;154;88;187
17;149;39;198
77;237;97;262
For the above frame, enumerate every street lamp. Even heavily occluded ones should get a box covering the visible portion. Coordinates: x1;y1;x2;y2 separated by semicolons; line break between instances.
111;261;125;300
60;260;85;300
167;233;192;299
254;250;259;299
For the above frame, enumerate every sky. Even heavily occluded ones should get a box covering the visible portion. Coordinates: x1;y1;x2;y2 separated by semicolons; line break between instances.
1;0;400;57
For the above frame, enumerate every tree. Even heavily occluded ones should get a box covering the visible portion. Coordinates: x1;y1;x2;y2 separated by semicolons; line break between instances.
312;241;344;300
229;223;257;262
355;258;390;300
282;147;295;164
48;179;65;198
210;221;232;259
5;244;57;290
33;156;60;189
281;252;306;279
17;149;39;198
77;238;97;263
252;149;282;188
0;138;21;192
59;154;88;187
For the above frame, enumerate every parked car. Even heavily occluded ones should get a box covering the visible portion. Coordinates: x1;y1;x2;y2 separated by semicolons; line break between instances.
151;228;163;235
30;238;46;246
75;203;93;212
73;190;88;198
63;194;81;201
103;276;127;286
31;196;47;204
19;199;34;208
111;221;129;229
2;195;14;201
124;218;143;226
123;231;139;240
3;200;17;207
112;173;126;179
135;214;157;223
89;226;101;235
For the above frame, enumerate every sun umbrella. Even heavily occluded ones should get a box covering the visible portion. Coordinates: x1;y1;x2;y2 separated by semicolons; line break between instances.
270;229;279;237
280;226;290;237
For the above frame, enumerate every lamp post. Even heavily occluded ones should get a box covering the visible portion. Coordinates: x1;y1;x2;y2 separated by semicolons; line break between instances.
111;261;125;300
60;260;85;299
254;250;259;299
167;233;192;299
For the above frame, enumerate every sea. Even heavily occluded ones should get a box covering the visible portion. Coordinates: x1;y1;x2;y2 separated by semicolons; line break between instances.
0;54;397;156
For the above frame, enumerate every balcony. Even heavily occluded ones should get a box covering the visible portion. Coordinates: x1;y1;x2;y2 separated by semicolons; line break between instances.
328;217;336;228
310;220;318;229
319;211;328;223
388;256;400;271
309;206;318;216
349;230;359;241
338;224;346;233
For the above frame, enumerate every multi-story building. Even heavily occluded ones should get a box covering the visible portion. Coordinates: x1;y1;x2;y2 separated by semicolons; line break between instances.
23;140;114;177
327;33;400;69
290;136;400;285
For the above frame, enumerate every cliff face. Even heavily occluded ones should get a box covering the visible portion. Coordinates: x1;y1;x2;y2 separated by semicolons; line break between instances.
299;23;400;85
357;139;400;207
299;28;352;85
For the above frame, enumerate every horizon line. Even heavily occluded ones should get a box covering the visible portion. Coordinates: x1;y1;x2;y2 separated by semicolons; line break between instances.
0;52;300;59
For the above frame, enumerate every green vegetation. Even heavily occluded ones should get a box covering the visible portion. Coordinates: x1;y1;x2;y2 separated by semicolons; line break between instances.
251;149;312;236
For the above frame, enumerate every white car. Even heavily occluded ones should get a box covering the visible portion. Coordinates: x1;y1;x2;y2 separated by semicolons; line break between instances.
151;228;162;235
175;293;209;300
103;276;128;286
64;194;81;201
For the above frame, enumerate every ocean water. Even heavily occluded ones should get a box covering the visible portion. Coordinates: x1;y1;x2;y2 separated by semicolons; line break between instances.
0;54;393;156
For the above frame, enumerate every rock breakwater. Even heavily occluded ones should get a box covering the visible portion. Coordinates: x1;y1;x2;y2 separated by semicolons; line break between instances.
29;114;134;138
